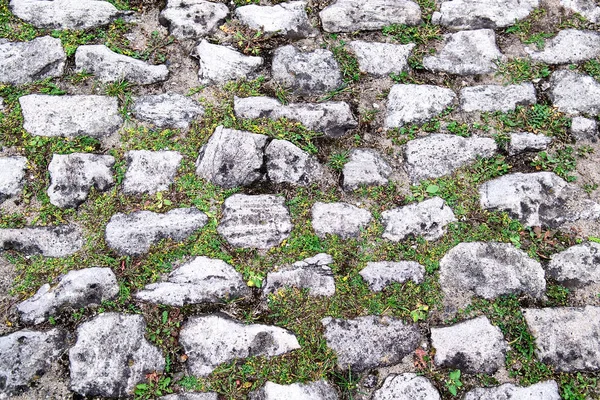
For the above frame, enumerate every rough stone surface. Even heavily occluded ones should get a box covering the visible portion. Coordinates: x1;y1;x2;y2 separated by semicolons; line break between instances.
432;0;539;29
160;394;218;400
464;381;561;400
9;0;121;29
311;202;372;239
263;253;335;297
180;314;300;376
132;93;204;129
547;242;600;287
526;29;600;64
0;36;65;84
321;315;421;371
159;0;229;40
359;261;425;291
0;225;83;257
460;83;536;113
319;0;422;32
196;40;263;85
69;313;165;397
373;373;441;400
218;194;292;249
342;149;391;191
571;116;598;142
348;41;415;76
19;94;122;138
105;208;208;255
250;381;339;400
123;150;182;194
508;132;552;155
0;156;27;202
235;2;316;38
265;139;322;185
560;0;600;23
385;84;456;128
549;70;600;115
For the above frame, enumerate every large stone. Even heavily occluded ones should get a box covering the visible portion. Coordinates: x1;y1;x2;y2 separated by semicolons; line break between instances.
523;306;600;372
311;202;372;239
105;208;208;255
180;314;300;376
159;0;229;40
218;194;292;249
9;0;121;29
508;132;552;156
571;116;598;142
135;256;250;306
359;261;425;291
384;84;456;128
47;153;115;208
265;139;322;186
319;0;421;32
122;150;182;194
464;381;561;400
432;0;539;29
0;156;27;202
549;70;600;115
271;45;342;96
17;267;118;324
342;149;391;191
19;94;122;138
526;29;600;64
263;253;335;297
69;313;165;397
560;0;600;23
235;1;316;38
250;381;339;400
547;242;600;287
460;83;536;113
0;225;83;257
373;374;440;400
403;134;497;183
0;36;65;84
196;40;263;85
348;41;415;76
132;93;204;130
321;315;420;371
423;29;504;75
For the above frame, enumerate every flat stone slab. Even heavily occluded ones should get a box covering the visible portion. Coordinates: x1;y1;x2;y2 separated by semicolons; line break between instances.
359;261;425;291
460;83;536;113
0;225;83;257
132;93;204;130
123;150;182;194
9;0;121;29
180;314;300;376
508;132;552;156
265;139;322;186
382;197;456;241
196;40;263;85
549;70;600;115
547;242;600;288
263;253;335;297
348;41;415;76
560;0;600;23
159;0;229;40
526;29;600;64
0;36;65;84
135;256;250;306
321;315;421;371
342;149;391;191
319;0;421;32
105;208;208;255
432;0;539;29
218;194;292;249
373;373;440;400
571;116;598;142
464;381;561;400
0;156;27;202
235;1;316;39
385;84;456;128
20;94;122;138
70;313;165;397
523;306;600;372
250;381;339;400
311;202;372;239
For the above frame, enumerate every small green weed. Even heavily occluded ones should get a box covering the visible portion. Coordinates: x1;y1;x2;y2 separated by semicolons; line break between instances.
495;58;551;84
328;37;361;83
531;148;577;182
327;151;349;171
445;370;463;396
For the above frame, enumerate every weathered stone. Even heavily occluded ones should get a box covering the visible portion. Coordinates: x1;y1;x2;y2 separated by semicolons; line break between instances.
265;139;322;185
180;314;300;376
526;29;600;64
311;202;372;239
19;94;122;138
160;394;218;400
0;36;65;84
508;132;552;156
235;1;316;38
342;149;391;191
159;0;229;40
135;256;250;306
105;208;208;255
523;306;600;372
218;194;292;249
263;253;335;297
348;41;415;76
385;84;456;128
432;0;539;29
359;261;425;291
47;153;115;208
373;374;440;400
17;267;118;324
319;0;421;32
549;70;600;115
70;313;165;397
196;40;263;85
321;315;420;371
272;45;342;96
0;156;27;202
571;116;598;142
250;381;339;400
0;225;83;257
460;83;536;113
132;93;204;130
464;381;561;400
381;197;456;241
547;242;600;287
560;0;600;23
423;29;504;75
9;0;121;29
123;150;182;194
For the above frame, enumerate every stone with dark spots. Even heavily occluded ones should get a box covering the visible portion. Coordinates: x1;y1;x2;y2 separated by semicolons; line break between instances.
549;70;600;115
123;150;182;195
249;380;339;400
547;242;600;288
265;139;323;186
464;381;561;400
372;373;441;400
320;0;422;32
432;0;539;30
0;36;66;84
0;156;27;203
571;116;598;142
159;0;229;40
359;261;425;291
263;253;335;297
460;83;536;113
311;202;372;239
132;93;204;130
526;29;600;65
0;225;83;257
342;149;391;191
508;132;552;156
9;0;121;29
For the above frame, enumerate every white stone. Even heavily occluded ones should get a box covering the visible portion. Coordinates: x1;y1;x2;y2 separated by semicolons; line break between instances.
235;1;316;38
123;150;182;194
560;0;600;23
311;202;372;239
432;0;539;29
0;156;27;202
508;132;552;156
348;41;415;76
159;0;229;40
464;381;561;400
571;116;598;141
526;29;600;64
342;149;391;191
319;0;422;32
196;40;263;85
549;70;600;115
547;242;600;287
0;36;65;84
263;253;335;297
250;381;339;400
460;83;536;113
132;93;204;130
0;225;83;257
359;261;425;291
385;84;456;128
265;139;322;186
373;373;441;400
9;0;120;29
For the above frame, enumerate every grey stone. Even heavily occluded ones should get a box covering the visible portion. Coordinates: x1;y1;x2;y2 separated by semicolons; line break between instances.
431;316;507;374
0;36;65;84
265;139;322;186
319;0;421;33
132;93;204;130
560;0;600;23
160;394;218;400
195;126;268;188
250;381;339;400
571;116;598;142
234;96;357;138
235;1;317;39
460;83;536;113
0;225;83;257
272;45;342;96
321;315;421;371
385;84;456;128
359;261;425;291
523;306;600;372
432;0;539;30
464;381;561;400
180;314;300;376
69;313;165;397
549;70;600;115
423;29;505;75
403;134;497;183
196;40;263;85
47;153;115;208
348;41;415;76
159;0;229;40
0;156;27;202
508;132;552;155
17;267;118;325
373;373;440;400
218;194;292;249
547;242;600;287
135;256;250;306
105;208;208;256
311;202;372;239
9;0;121;29
20;94;122;138
381;197;456;242
526;29;600;64
342;149;391;191
263;253;335;297
123;150;182;194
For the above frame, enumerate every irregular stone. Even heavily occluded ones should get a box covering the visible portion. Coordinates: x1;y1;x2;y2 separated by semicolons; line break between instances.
384;84;456;128
195;126;268;188
311;202;372;239
321;315;421;371
180;314;300;376
423;29;504;75
523;306;600;372
0;156;27;202
403;134;497;183
460;83;536;113
47;153;115;208
135;256;250;306
319;0;421;32
265;139;322;185
132;93;204;130
571;116;598;142
69;313;165;397
381;197;456;242
348;41;415;76
547;242;600;287
159;0;229;40
560;0;600;23
122;150;182;194
9;0;121;29
196;40;263;85
272;45;342;96
105;208;208;255
526;29;600;64
373;373;440;400
479;172;600;228
342;149;391;191
549;70;600;115
20;94;122;138
432;0;539;29
160;394;218;400
431;316;507;374
359;261;425;291
508;132;552;156
234;96;357;138
235;1;317;39
0;328;66;396
250;380;339;400
218;194;292;249
17;267;118;324
0;36;65;84
464;381;561;400
0;225;83;257
263;253;335;297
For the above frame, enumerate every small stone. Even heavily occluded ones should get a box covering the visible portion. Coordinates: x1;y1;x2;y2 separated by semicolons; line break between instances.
373;373;441;400
526;29;600;64
160;394;218;400
17;267;118;324
265;139;322;186
235;1;316;39
549;70;600;115
159;0;229;40
508;132;552;156
560;0;600;23
105;208;208;255
431;316;508;374
464;381;561;400
263;253;335;297
0;156;27;202
250;381;339;400
69;313;165;397
460;83;536;113
0;36;65;84
359;261;425;291
123;150;182;194
180;314;300;376
196;40;263;85
385;84;456;128
132;93;204;130
547;242;600;287
9;0;121;29
0;225;83;257
348;41;415;76
432;0;539;30
311;202;372;239
571;116;598;142
342;149;391;191
321;315;421;371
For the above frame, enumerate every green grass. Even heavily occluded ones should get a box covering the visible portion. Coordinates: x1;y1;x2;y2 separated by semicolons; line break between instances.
327;36;361;84
495;58;551;84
